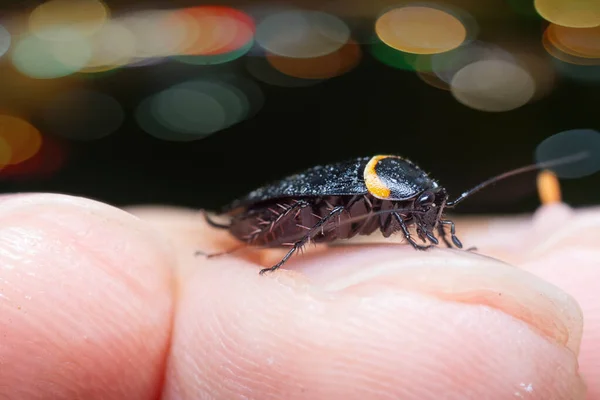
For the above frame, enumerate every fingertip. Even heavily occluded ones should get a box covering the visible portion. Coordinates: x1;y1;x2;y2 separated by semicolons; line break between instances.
0;193;176;400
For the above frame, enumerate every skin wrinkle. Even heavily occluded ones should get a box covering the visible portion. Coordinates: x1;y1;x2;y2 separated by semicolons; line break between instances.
2;244;156;397
1;225;148;342
317;301;475;399
3;209;149;301
212;286;300;396
37;208;157;300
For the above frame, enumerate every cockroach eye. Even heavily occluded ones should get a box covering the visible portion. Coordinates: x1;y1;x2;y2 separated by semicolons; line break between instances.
416;191;435;208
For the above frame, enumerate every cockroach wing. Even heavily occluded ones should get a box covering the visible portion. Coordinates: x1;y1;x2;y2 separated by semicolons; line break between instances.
224;157;372;211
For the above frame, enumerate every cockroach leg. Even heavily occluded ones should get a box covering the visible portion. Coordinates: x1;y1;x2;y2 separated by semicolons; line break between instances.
393;212;433;250
416;226;428;243
440;219;462;248
204;211;231;229
259;206;346;275
194;244;248;258
424;229;439;245
437;223;454;248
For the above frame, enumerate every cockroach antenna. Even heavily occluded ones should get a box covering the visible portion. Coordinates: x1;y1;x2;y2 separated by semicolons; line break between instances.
446;151;589;207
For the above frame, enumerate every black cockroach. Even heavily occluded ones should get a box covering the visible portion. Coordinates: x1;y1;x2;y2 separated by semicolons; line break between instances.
201;153;586;275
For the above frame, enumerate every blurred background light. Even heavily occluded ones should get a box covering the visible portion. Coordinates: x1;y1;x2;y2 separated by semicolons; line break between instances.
543;33;592;65
0;24;11;58
173;40;253;66
374;5;468;55
0;0;598;212
512;51;557;101
115;10;187;60
245;55;324;87
135;96;200;142
79;20;135;72
535;129;600;178
417;70;450;90
11;30;91;78
170;6;254;62
370;40;424;71
42;89;124;140
544;24;600;63
552;59;600;83
28;0;109;40
534;0;600;28
255;9;350;58
431;41;515;85
154;87;227;136
318;0;380;44
0;137;12;168
136;77;263;141
266;39;361;80
450;59;536;112
0;134;67;180
0;115;42;167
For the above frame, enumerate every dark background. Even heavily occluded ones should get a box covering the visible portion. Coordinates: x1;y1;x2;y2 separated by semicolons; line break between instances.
0;0;598;215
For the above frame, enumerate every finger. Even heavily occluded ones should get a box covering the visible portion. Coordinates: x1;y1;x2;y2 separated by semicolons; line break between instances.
520;205;600;399
0;194;176;400
451;204;600;399
129;206;586;400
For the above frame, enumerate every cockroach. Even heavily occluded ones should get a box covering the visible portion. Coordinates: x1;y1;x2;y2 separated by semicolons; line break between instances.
201;153;586;275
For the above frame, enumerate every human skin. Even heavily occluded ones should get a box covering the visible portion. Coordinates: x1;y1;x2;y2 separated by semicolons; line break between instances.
0;193;597;399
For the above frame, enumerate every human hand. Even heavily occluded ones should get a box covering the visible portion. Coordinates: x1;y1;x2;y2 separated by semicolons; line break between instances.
0;193;597;399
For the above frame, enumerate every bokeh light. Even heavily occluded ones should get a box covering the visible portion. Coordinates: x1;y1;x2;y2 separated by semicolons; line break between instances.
11;31;91;78
534;0;600;28
136;96;200;142
266;40;361;80
417;69;451;90
170;6;254;58
552;58;600;83
450;59;536;112
137;77;264;141
115;10;188;60
431;41;515;85
0;115;42;166
535;129;600;178
173;40;253;66
512;52;557;101
316;1;377;44
42;90;124;140
155;88;227;135
370;40;425;71
28;0;109;40
0;137;12;167
246;55;323;87
544;24;600;63
0;24;11;58
80;20;135;72
0;134;67;180
375;5;468;54
255;9;350;58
